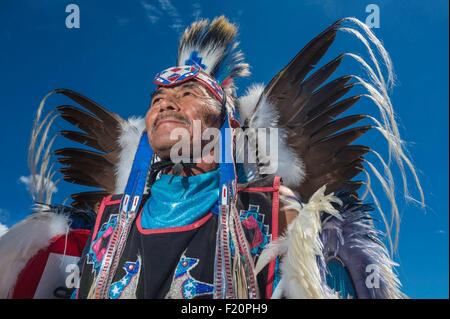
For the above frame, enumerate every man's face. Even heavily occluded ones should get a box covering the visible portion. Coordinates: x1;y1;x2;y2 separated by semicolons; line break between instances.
145;81;222;159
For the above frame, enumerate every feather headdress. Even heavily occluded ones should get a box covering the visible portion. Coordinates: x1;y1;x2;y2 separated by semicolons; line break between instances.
177;16;250;94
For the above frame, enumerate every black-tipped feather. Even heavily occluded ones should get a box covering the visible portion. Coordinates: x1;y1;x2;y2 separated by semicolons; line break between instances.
54;89;122;127
52;89;125;209
251;20;373;200
71;191;109;210
310;114;368;141
60;130;103;150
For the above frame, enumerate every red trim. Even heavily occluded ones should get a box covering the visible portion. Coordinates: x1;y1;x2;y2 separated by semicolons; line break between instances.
136;211;213;235
104;196;122;206
237;186;276;193
266;176;281;298
91;195;121;241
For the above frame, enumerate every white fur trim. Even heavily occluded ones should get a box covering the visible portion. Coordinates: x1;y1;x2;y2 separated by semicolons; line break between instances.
268;128;305;187
0;211;70;298
238;85;306;186
114;117;146;194
237;84;265;123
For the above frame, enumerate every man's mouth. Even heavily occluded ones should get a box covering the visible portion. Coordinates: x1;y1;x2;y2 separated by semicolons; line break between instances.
153;115;190;131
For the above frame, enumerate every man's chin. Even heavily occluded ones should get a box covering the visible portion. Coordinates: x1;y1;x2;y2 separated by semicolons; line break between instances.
150;142;176;159
148;125;193;159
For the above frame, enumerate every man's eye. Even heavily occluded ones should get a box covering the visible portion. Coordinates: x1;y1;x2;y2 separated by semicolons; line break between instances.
153;97;162;104
182;91;193;97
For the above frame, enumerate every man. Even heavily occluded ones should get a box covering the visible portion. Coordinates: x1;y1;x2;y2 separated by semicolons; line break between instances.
75;65;307;299
0;16;422;299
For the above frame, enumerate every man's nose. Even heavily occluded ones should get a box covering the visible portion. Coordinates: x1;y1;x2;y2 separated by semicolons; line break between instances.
159;97;179;112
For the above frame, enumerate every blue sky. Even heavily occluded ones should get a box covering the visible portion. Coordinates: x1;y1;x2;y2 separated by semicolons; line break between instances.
0;0;448;298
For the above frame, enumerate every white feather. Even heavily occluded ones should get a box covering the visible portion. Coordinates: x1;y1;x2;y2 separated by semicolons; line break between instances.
179;44;225;75
254;237;288;275
28;90;60;205
271;278;285;299
0;210;70;298
114;117;146;194
338;18;424;254
257;185;341;299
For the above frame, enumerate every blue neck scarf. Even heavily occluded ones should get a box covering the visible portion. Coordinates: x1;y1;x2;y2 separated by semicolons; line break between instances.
140;169;220;229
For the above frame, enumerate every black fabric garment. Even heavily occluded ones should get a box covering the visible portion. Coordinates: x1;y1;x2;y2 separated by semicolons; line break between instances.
76;176;281;299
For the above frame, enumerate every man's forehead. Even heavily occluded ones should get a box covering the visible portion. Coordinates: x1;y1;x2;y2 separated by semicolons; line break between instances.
152;82;202;96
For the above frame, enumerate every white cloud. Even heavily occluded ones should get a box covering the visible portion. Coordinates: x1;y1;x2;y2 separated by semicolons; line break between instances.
141;0;162;24
158;0;179;18
141;0;184;31
0;208;8;237
147;15;160;24
158;0;183;31
192;2;202;20
305;0;344;18
171;23;183;31
19;174;58;199
141;1;162;14
0;208;10;224
0;223;7;237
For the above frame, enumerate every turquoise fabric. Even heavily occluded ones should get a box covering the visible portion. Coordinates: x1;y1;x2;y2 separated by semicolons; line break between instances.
140;169;220;229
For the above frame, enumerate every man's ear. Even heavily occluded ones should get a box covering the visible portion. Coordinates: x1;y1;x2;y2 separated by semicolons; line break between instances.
205;113;223;129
